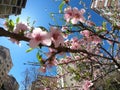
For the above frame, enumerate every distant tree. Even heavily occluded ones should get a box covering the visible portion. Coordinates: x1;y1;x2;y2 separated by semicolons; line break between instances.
21;68;31;90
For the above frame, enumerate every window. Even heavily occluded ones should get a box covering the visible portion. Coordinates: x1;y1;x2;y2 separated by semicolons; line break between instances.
3;0;10;4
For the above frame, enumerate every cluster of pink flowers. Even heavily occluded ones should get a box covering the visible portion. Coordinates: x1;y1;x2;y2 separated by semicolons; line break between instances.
4;20;65;48
81;30;101;44
82;80;93;90
70;37;82;50
50;27;64;47
7;22;30;45
14;22;30;34
64;7;85;24
29;28;51;48
29;27;64;48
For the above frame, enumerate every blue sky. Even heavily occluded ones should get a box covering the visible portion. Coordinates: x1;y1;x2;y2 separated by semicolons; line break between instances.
0;0;108;90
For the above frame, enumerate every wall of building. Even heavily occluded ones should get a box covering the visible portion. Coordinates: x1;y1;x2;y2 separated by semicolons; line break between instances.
91;0;120;24
0;46;13;87
0;75;19;90
0;0;27;18
30;75;58;90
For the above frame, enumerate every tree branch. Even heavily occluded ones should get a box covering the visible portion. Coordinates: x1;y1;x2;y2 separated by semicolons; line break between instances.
0;27;29;41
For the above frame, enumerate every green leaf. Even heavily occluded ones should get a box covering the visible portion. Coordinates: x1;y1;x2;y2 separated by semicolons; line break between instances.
96;22;107;34
16;17;20;24
96;29;106;34
36;52;44;65
102;22;107;31
8;19;14;32
26;48;33;53
59;1;65;13
9;19;14;26
38;26;48;32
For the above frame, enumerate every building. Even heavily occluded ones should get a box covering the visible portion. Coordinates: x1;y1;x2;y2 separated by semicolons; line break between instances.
91;0;120;24
57;59;120;90
0;0;27;18
0;75;19;90
0;46;13;87
31;75;58;90
57;62;83;90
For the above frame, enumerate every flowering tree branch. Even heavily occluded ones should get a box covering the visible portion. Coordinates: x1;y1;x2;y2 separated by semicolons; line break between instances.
0;27;29;41
0;0;120;89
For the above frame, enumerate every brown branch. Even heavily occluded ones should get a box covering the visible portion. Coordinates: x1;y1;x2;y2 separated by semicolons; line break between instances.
0;27;30;42
0;27;117;64
99;44;120;69
92;68;118;83
56;46;112;60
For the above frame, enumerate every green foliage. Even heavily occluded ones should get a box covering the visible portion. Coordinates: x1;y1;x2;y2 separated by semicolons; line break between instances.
59;1;65;13
38;26;48;32
6;19;15;32
26;48;33;53
36;52;44;65
102;22;107;31
112;22;120;30
16;17;20;24
96;22;107;34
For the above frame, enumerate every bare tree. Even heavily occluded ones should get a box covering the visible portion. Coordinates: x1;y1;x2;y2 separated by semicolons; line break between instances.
21;68;31;90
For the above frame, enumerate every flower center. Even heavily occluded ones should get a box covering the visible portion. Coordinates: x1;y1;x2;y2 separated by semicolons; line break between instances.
75;13;80;18
35;34;42;41
53;33;59;40
68;12;72;16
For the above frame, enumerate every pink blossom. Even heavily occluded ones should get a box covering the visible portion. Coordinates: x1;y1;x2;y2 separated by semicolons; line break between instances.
46;48;57;58
70;37;81;49
81;30;101;44
61;60;69;64
48;58;58;67
4;21;9;29
40;66;46;73
86;20;95;27
82;80;93;90
96;26;103;30
14;22;30;34
71;37;79;42
61;26;69;38
81;30;91;38
80;8;86;14
64;39;71;47
64;6;73;23
87;35;101;44
116;23;120;28
71;7;85;24
50;27;64;47
75;55;80;60
92;36;101;44
107;40;113;45
64;7;85;24
70;40;80;49
61;26;68;31
29;28;51;48
61;57;71;64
